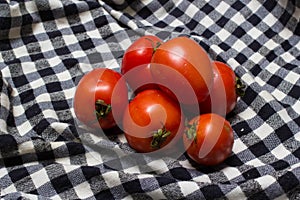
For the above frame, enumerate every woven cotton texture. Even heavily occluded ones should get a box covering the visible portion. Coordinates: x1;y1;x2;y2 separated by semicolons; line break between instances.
0;0;299;199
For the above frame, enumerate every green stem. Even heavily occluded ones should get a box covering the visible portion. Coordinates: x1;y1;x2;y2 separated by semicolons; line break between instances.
95;99;112;120
236;77;246;97
185;121;198;143
144;38;161;54
151;126;171;149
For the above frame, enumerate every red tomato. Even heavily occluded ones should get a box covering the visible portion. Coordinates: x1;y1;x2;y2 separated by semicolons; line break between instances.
150;36;214;105
184;61;244;117
123;89;185;153
74;68;128;130
183;113;234;166
200;61;238;115
121;35;162;93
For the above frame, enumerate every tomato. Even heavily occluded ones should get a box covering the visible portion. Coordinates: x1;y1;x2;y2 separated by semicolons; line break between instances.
200;61;238;115
184;61;245;117
74;68;128;130
123;89;185;153
121;35;162;93
183;113;234;166
150;36;214;105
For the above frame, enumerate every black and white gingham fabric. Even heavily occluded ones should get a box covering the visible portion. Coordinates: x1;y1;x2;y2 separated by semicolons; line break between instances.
0;0;299;199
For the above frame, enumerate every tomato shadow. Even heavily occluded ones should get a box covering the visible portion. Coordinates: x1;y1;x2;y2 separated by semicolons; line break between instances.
183;152;231;173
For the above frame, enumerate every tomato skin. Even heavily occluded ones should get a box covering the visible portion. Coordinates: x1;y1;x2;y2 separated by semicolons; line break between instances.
183;61;237;118
183;113;234;166
150;36;214;105
121;35;162;93
74;68;128;130
123;89;185;153
200;61;237;115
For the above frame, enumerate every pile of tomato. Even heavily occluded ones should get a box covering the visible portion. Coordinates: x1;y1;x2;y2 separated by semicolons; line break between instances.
74;35;245;166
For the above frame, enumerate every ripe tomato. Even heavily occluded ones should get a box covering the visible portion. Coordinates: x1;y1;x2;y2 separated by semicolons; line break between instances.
74;68;128;130
123;89;185;153
150;36;214;105
121;35;162;93
183;61;245;117
183;113;234;166
200;61;238;115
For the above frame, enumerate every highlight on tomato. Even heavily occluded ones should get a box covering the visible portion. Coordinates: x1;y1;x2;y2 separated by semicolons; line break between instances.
183;113;234;166
73;68;128;130
150;36;214;105
122;89;185;153
121;35;162;94
200;61;245;114
184;61;245;118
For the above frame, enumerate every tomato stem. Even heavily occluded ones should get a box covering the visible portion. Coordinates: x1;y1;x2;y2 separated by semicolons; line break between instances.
144;37;161;54
235;77;246;97
95;99;112;119
151;126;171;149
153;41;161;52
185;122;197;143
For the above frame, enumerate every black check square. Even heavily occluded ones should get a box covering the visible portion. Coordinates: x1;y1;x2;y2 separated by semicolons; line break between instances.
81;166;101;181
55;46;71;56
201;3;214;15
242;168;261;180
30;53;45;61
249;40;261;52
72;25;86;34
170;167;192;181
186;19;198;30
201;185;224;199
4;156;24;167
0;39;12;51
235;53;248;64
270;160;290;171
20;89;35;104
170;7;184;18
39;10;55;21
38;68;55;77
232;26;246;38
248;14;261;26
281;40;293;51
250;64;262;76
95;189;115;199
8;167;30;183
46;82;62;93
12;75;29;88
278;172;299;193
275;124;294;143
258;104;275;121
64;3;79;16
123;179;143;194
156;176;176;187
216;16;230;27
265;28;277;39
137;7;152;19
232;1;244;11
233;121;253;137
293;148;300;160
47;30;62;39
219;42;231;51
23;35;38;45
51;174;74;194
79;39;95;50
266;50;277;62
267;74;283;88
288;85;300;99
33;118;50;135
249;141;270;157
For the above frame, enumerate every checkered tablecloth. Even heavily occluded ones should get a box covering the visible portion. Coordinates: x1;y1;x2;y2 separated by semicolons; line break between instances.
0;0;299;199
